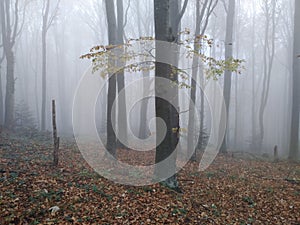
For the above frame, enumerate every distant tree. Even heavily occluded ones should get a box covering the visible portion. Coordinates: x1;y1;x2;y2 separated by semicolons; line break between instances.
289;0;300;160
257;0;276;151
53;15;72;134
0;0;26;129
136;0;153;139
0;43;4;125
250;0;257;151
187;0;218;159
220;0;235;153
41;0;60;131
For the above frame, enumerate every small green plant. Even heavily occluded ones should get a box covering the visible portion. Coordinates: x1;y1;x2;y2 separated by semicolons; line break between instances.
91;185;113;201
211;204;221;216
242;196;256;207
205;171;216;179
142;186;153;193
172;207;187;215
266;187;274;193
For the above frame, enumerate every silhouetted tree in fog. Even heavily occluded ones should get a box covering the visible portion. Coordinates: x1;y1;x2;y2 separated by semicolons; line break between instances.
0;47;4;125
0;0;25;129
41;0;60;131
257;0;276;151
187;0;218;159
289;0;300;160
220;0;235;153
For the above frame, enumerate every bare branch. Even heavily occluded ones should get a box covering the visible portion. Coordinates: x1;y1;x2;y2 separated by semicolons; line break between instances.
201;0;219;36
46;0;60;31
123;0;131;29
11;0;19;42
221;0;228;13
176;0;188;27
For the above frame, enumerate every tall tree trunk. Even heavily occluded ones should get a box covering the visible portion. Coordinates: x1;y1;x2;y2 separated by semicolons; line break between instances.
41;0;60;131
137;0;153;139
251;0;256;150
220;0;235;153
4;49;14;128
0;0;20;129
233;0;240;149
187;0;218;159
105;0;118;157
0;63;4;125
41;0;50;131
0;12;3;126
138;70;151;139
187;0;201;160
289;0;300;160
41;27;47;131
116;0;128;148
257;0;276;152
154;0;180;190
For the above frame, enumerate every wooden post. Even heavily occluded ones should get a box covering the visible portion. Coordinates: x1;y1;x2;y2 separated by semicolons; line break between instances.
274;145;279;163
52;100;59;166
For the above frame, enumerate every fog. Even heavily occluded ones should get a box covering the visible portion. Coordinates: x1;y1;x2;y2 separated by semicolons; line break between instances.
0;0;298;159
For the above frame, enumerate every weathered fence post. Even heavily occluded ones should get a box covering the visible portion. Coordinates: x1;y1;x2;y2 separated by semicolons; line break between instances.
52;100;60;166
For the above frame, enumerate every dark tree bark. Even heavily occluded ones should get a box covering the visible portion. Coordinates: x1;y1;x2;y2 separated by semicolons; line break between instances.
105;0;118;157
220;0;235;153
289;0;300;160
153;0;189;191
52;100;59;166
116;0;128;148
154;0;178;190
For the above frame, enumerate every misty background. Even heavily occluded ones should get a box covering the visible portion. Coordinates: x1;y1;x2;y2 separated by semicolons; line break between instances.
0;0;297;158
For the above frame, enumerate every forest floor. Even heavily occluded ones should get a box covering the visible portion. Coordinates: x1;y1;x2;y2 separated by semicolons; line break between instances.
0;129;300;225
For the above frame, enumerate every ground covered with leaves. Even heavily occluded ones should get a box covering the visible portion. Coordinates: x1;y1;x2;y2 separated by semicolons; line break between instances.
0;130;300;224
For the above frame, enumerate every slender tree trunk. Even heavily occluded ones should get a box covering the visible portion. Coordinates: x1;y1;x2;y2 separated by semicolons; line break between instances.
187;0;218;159
41;27;47;131
257;0;276;152
40;0;60;131
4;49;14;129
289;0;300;160
0;66;4;125
54;25;69;134
220;0;235;153
251;0;256;150
233;0;240;149
137;0;153;139
105;0;118;157
116;0;128;148
139;70;151;139
41;0;50;131
0;0;18;129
